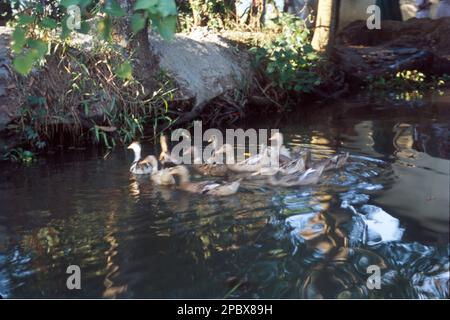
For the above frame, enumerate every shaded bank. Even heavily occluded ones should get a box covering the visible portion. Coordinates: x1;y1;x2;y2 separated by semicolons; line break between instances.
333;17;450;85
1;18;450;155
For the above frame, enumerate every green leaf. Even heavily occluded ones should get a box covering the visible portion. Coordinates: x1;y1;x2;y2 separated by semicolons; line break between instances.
40;17;57;29
97;17;112;42
12;53;34;75
134;0;158;11
78;21;91;34
156;0;177;17
115;61;133;80
27;39;48;59
131;13;146;33
60;16;72;39
17;14;35;26
151;15;176;40
12;27;27;54
103;0;125;17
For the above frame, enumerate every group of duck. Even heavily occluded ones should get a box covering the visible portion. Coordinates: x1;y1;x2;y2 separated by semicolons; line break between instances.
127;132;349;197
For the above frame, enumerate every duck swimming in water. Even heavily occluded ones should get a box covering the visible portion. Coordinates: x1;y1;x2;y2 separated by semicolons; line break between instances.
310;152;349;172
184;146;229;177
268;164;326;187
144;155;176;186
215;144;269;173
269;132;292;162
127;141;154;174
169;165;241;196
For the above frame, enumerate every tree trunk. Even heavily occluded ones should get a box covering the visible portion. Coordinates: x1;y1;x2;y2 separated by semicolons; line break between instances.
116;0;159;93
311;0;340;54
247;0;266;30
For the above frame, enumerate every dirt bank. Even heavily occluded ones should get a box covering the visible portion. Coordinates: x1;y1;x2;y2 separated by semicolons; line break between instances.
333;17;450;83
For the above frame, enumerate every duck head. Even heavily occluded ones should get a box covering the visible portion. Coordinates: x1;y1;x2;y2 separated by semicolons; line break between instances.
127;142;142;162
269;132;284;147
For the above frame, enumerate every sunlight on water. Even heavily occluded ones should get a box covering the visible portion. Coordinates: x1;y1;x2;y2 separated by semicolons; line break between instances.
0;98;448;299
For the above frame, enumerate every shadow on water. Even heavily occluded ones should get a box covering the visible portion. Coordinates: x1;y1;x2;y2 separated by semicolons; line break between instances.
0;91;448;298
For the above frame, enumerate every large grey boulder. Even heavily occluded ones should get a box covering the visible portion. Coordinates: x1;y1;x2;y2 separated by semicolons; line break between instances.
150;28;252;108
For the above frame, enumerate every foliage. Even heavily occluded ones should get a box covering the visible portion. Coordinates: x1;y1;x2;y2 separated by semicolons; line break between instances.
250;14;320;93
177;0;236;32
10;0;178;76
5;40;177;158
2;147;35;163
90;72;176;149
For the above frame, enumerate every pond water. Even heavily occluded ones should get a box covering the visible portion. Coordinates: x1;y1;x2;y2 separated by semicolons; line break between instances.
0;92;448;299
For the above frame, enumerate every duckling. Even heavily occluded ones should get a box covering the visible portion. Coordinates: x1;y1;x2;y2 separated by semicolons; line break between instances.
127;141;154;174
158;135;181;168
169;165;241;196
146;156;176;186
268;164;325;187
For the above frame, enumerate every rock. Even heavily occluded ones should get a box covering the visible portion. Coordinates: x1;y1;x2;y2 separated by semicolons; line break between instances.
150;29;252;108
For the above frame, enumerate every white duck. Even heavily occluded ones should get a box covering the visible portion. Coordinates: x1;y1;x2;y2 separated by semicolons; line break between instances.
269;132;292;162
127;141;154;174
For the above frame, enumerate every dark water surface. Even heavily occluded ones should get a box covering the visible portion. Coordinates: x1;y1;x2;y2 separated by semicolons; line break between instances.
0;93;449;299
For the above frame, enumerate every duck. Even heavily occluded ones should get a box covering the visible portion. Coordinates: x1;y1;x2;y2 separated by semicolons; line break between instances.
268;164;325;187
169;165;241;196
269;132;292;163
158;135;181;168
311;152;349;172
127;141;154;174
291;146;312;167
215;144;269;173
146;156;176;186
184;146;229;177
250;146;307;177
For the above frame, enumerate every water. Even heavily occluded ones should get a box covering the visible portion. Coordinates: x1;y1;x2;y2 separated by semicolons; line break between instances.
0;93;448;299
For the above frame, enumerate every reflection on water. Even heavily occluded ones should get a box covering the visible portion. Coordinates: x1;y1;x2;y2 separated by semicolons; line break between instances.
0;94;448;299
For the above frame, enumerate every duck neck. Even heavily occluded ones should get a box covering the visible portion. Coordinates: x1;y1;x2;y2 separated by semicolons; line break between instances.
133;148;141;163
149;157;159;172
192;146;202;164
225;146;235;164
177;171;190;183
274;135;283;152
160;136;169;153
